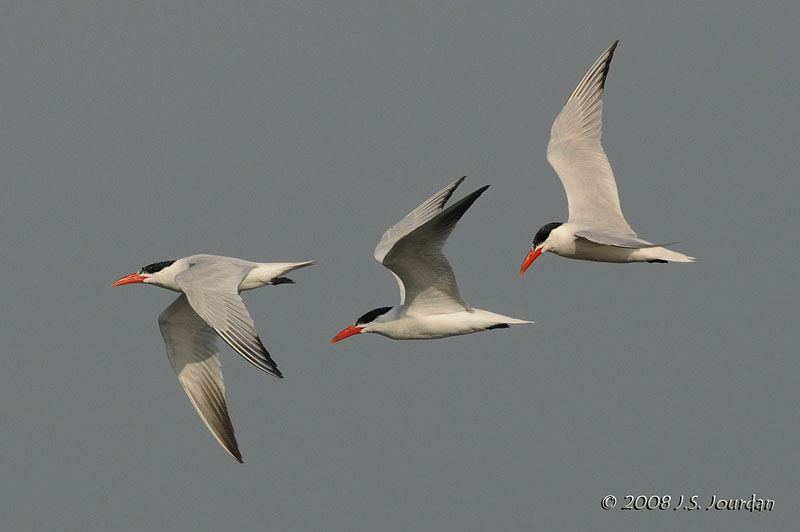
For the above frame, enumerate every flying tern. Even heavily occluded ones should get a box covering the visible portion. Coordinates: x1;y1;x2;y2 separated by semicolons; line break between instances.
520;41;694;274
331;177;531;343
113;254;314;462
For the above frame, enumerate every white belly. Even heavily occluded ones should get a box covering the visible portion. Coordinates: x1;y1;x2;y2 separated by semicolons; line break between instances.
373;309;531;340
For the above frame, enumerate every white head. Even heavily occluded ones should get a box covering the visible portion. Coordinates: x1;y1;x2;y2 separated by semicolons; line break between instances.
111;260;177;288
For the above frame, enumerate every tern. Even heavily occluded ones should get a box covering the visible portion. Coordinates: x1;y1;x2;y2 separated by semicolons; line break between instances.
520;41;694;274
112;254;314;462
331;177;531;343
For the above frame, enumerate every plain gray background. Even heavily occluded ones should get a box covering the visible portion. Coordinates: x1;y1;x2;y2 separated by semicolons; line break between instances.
1;2;797;531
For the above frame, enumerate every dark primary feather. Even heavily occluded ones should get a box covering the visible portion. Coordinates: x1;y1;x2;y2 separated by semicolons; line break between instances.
382;184;490;311
174;262;284;378
420;184;490;241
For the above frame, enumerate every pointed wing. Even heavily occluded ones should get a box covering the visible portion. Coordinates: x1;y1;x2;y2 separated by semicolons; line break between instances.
546;41;635;234
374;177;467;264
158;294;242;463
378;181;489;314
175;258;282;378
574;229;664;248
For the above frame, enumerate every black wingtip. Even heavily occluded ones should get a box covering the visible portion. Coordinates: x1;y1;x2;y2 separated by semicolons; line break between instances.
463;184;491;205
441;183;491;218
228;442;243;463
249;333;283;378
438;176;468;210
599;40;620;91
268;363;284;379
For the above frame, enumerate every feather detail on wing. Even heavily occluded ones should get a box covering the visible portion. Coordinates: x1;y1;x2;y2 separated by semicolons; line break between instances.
573;229;668;248
374;177;466;264
546;40;633;232
159;294;243;463
175;260;282;378
378;181;489;314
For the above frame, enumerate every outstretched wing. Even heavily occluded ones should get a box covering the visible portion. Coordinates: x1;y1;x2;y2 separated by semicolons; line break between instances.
573;229;666;248
175;258;282;378
374;177;467;263
158;294;242;463
377;180;489;314
547;40;635;234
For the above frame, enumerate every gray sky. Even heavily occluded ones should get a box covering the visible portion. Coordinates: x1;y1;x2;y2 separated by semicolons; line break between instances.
1;2;797;531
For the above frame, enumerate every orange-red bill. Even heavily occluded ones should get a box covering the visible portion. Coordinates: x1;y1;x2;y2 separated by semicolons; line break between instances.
519;248;543;275
111;273;147;287
330;325;364;344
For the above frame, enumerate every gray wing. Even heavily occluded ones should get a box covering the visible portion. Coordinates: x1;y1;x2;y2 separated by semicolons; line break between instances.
380;183;489;314
573;229;665;248
546;41;634;233
175;259;282;378
374;177;467;265
159;294;242;463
